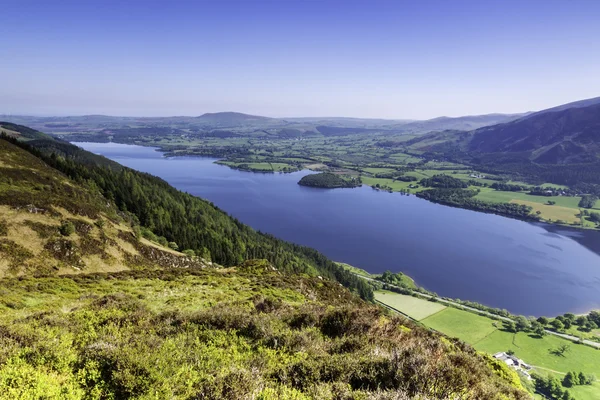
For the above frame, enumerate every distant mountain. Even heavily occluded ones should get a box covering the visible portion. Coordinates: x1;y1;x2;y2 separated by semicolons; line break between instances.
520;96;600;120
195;111;273;127
468;102;600;164
390;113;525;134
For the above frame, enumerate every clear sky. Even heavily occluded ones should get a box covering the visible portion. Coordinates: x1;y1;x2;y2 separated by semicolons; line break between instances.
1;0;600;119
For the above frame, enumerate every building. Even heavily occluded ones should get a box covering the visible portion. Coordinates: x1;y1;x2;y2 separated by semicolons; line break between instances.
493;352;532;380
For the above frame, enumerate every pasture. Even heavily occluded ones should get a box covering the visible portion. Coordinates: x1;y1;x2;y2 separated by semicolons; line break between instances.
374;290;446;321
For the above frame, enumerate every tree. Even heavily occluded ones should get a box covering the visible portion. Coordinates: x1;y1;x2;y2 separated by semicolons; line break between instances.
579;194;598;208
563;371;578;387
182;249;195;257
555;344;571;356
168;241;179;251
533;325;546;337
515;315;530;331
575;315;588;326
551;319;564;331
563;313;576;322
503;321;517;333
537;316;549;325
561;390;575;400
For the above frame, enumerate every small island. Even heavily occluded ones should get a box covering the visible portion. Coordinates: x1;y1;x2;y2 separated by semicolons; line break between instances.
298;172;361;188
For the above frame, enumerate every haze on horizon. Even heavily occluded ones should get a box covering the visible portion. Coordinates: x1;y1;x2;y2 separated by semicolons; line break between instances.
2;0;600;120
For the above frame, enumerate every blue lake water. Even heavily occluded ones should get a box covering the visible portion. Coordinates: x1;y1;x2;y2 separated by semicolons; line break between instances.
74;141;600;316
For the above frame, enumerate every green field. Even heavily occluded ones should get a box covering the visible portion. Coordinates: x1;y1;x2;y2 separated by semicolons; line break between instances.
374;290;446;321
421;307;499;343
374;291;600;398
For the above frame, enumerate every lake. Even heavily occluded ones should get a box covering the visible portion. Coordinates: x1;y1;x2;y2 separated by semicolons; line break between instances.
74;142;600;316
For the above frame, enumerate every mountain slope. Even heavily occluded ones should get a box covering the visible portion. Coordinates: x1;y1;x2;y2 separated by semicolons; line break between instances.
521;96;600;119
391;113;525;134
0;138;207;277
1;126;373;299
0;129;529;399
468;102;600;164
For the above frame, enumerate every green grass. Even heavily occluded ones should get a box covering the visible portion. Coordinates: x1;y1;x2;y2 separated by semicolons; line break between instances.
415;306;600;398
421;307;499;343
568;381;600;400
336;262;374;278
475;330;600;376
374;290;446;321
361;176;426;192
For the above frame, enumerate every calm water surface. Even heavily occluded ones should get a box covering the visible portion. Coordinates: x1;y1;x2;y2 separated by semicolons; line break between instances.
74;142;600;316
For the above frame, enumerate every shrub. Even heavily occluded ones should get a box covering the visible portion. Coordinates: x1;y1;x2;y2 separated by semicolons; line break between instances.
59;221;75;236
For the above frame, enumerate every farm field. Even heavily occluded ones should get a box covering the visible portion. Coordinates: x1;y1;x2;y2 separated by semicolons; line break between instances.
421;307;499;343
374;290;446;321
374;290;600;398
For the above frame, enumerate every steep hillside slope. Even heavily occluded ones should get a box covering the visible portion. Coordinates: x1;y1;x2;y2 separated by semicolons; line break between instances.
0;138;206;278
1;126;373;299
391;113;524;134
468;103;600;164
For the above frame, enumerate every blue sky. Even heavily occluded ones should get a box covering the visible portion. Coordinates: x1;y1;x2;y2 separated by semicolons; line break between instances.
1;0;599;119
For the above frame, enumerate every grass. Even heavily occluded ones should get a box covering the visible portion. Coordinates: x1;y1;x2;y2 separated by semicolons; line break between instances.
0;268;529;399
568;382;600;400
336;262;374;278
374;290;446;321
418;307;600;377
360;176;426;193
510;200;580;224
475;187;600;225
375;293;600;397
475;330;600;376
421;307;499;343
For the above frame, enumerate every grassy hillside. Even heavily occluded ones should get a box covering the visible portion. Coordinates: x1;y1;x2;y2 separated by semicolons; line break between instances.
0;264;529;399
0;133;531;398
0;138;207;278
0;129;373;299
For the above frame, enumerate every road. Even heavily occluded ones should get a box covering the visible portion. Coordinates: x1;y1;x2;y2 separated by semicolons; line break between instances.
355;274;600;349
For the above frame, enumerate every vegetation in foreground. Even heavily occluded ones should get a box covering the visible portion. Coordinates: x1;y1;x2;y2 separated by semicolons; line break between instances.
0;264;529;399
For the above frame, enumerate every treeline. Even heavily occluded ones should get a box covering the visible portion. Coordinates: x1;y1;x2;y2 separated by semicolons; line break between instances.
533;375;576;400
417;188;535;220
490;182;527;192
1;134;373;300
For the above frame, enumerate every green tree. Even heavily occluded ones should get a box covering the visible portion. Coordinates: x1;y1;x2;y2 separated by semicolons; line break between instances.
561;390;575;400
551;319;564;331
515;315;530;332
563;371;577;387
579;194;598;208
537;316;549;325
504;321;517;333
